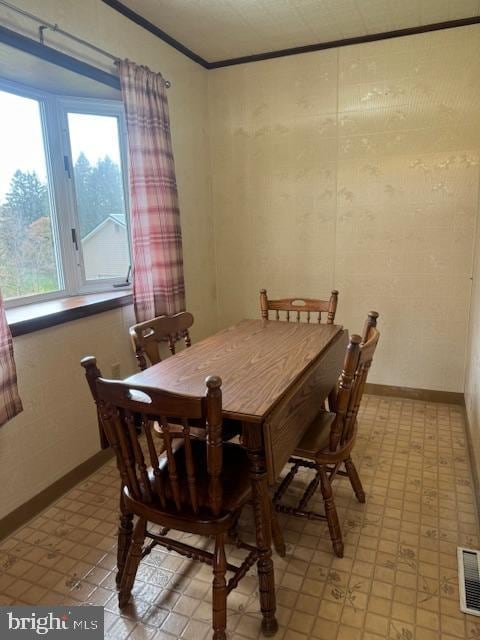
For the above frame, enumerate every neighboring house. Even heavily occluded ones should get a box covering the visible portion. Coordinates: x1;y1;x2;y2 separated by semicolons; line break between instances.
82;214;130;280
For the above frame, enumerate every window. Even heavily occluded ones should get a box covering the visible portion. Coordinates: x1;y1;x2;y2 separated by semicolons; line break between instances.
66;109;130;283
0;89;60;300
0;80;131;307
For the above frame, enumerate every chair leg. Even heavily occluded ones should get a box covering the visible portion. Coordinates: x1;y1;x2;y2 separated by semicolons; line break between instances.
327;388;337;412
212;533;227;640
298;471;321;511
270;500;286;557
319;466;344;558
227;511;241;545
116;488;133;585
345;457;365;503
118;517;146;608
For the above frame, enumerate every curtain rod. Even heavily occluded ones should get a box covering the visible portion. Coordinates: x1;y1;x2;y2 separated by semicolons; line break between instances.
0;0;171;87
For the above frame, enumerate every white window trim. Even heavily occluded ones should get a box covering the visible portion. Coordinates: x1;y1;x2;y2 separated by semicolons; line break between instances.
0;78;132;309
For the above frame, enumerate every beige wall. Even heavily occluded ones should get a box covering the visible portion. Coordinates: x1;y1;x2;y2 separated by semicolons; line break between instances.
208;25;480;393
0;0;216;519
465;155;480;492
0;308;137;520
1;5;480;521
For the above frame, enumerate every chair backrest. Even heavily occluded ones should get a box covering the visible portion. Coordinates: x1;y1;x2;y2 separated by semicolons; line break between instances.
82;357;110;450
260;288;339;324
328;311;380;452
129;311;194;370
81;356;224;517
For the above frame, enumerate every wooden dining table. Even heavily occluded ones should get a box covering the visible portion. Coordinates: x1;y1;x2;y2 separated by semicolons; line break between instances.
126;318;347;636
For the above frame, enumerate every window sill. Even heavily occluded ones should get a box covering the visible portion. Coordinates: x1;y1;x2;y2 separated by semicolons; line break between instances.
7;291;133;337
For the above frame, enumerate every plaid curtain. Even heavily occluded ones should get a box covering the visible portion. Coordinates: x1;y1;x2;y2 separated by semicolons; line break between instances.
0;290;22;427
117;60;185;322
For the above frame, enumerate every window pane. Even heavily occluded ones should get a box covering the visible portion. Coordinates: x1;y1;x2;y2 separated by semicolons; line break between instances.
0;90;61;300
68;112;129;281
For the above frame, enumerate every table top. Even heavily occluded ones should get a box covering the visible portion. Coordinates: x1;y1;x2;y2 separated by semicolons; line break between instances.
126;319;343;422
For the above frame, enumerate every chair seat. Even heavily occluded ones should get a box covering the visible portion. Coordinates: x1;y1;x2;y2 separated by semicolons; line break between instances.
126;440;251;521
294;411;336;459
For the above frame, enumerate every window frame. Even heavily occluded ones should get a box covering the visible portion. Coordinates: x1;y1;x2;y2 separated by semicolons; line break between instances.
59;97;132;294
0;78;132;309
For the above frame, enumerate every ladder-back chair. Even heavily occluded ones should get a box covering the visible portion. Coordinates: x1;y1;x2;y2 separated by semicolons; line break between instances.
130;311;194;371
273;311;380;557
260;288;339;324
81;358;268;640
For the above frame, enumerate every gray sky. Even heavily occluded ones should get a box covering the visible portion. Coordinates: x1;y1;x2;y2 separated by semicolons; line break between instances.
0;89;122;205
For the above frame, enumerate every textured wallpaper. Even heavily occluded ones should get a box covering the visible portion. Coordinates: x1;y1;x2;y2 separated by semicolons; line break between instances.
209;25;480;392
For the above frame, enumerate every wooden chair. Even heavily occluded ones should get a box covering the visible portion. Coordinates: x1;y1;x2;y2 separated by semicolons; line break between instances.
260;288;339;324
273;311;380;558
129;311;194;371
81;359;269;640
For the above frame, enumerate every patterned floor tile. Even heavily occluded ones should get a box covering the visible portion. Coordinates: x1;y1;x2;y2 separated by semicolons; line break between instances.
0;395;479;639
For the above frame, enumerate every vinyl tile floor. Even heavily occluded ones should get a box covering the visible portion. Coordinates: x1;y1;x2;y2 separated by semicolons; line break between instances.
1;395;479;639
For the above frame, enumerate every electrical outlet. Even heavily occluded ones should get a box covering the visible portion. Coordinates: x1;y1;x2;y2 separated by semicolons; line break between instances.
111;363;121;379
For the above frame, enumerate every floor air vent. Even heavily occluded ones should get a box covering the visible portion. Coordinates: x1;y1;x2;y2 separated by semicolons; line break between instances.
458;547;480;615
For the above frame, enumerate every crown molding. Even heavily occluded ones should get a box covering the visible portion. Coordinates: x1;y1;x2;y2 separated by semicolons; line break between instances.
209;17;480;68
101;0;209;68
101;1;480;70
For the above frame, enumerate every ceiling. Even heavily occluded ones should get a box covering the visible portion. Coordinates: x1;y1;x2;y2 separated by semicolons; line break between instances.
113;0;480;63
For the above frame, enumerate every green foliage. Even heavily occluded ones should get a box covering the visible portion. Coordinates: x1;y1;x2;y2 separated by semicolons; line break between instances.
0;155;125;299
73;153;125;237
73;152;94;235
5;170;49;227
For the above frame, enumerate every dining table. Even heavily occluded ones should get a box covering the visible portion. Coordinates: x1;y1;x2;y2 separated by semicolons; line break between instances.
125;318;347;636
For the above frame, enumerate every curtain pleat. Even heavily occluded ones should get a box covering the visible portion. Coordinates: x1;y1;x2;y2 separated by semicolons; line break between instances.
0;290;22;427
118;60;185;322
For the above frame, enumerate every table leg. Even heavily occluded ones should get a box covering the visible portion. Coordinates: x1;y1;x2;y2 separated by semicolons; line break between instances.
270;501;286;557
243;422;278;637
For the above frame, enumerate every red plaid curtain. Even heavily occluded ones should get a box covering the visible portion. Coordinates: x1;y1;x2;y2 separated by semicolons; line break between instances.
0;291;22;427
118;60;185;322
